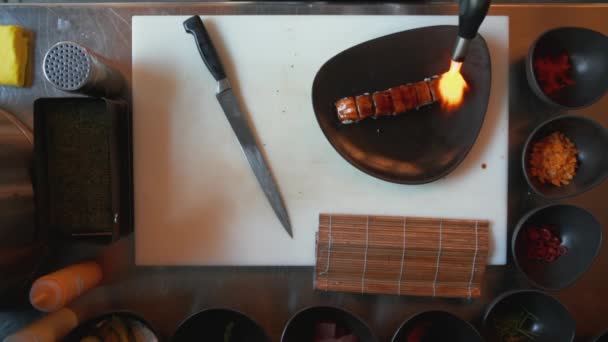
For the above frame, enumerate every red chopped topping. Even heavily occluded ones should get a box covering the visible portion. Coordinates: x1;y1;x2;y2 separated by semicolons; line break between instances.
545;253;557;263
540;228;552;241
528;229;541;241
536;247;548;259
524;224;567;263
533;52;576;96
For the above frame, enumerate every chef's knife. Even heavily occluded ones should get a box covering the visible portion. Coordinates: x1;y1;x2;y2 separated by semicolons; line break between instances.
184;16;293;238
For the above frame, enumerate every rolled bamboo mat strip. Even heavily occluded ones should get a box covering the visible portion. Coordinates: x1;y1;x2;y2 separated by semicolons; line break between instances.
314;214;489;298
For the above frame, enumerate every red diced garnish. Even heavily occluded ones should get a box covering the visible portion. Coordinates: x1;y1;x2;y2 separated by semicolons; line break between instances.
527;228;541;241
408;326;427;342
536;247;548;258
525;224;566;263
540;228;552;241
534;53;576;96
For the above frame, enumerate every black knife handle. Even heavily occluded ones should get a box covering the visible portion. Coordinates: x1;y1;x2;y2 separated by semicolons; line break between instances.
458;0;491;39
184;16;227;81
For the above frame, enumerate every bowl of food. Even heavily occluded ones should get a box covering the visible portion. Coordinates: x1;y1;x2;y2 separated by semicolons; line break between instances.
172;308;270;342
512;204;602;290
522;115;608;199
483;290;575;342
526;27;608;109
281;306;376;342
391;310;482;342
63;312;160;342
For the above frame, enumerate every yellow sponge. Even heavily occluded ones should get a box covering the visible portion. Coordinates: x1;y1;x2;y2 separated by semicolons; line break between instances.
0;25;30;87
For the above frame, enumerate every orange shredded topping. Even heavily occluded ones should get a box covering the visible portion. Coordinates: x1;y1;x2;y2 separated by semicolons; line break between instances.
529;131;578;187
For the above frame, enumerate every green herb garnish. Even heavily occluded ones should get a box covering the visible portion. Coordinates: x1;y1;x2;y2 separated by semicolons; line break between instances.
494;306;540;342
224;321;235;342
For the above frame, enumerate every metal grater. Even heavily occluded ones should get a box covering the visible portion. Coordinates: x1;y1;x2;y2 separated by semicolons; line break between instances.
43;42;124;98
43;42;91;91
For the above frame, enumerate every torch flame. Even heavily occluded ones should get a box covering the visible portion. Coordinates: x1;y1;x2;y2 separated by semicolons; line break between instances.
438;60;468;111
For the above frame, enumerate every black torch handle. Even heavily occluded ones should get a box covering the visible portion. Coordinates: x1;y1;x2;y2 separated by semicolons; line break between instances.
458;0;491;39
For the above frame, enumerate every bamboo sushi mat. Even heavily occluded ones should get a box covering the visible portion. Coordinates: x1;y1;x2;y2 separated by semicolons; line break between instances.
314;214;489;298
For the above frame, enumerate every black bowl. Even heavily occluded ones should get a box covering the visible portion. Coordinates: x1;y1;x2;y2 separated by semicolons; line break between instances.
592;329;608;342
526;27;608;109
522;115;608;199
512;204;602;290
172;308;270;342
391;310;482;342
281;306;376;342
483;290;575;342
63;311;160;342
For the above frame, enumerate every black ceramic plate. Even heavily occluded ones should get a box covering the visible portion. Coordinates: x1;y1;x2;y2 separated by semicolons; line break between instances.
526;27;608;109
312;25;491;184
172;308;270;342
483;290;575;342
63;311;160;342
392;311;482;342
281;306;377;342
512;204;602;290
522;115;608;199
593;329;608;342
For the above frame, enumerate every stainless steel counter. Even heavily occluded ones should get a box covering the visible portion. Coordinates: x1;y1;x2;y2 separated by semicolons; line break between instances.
1;3;608;341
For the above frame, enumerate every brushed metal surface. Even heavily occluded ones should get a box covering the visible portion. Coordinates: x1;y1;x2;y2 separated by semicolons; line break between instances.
1;3;608;341
0;109;34;247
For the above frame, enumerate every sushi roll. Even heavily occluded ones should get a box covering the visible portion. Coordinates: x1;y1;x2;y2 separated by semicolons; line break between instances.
372;90;393;117
335;97;359;124
413;81;433;108
399;84;419;112
355;94;374;119
427;76;441;102
334;75;442;124
389;87;406;115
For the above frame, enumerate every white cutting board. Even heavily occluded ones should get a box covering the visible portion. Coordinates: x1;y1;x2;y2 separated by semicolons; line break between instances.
132;15;509;266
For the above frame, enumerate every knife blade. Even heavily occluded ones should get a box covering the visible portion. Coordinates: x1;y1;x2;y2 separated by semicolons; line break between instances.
184;16;293;238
